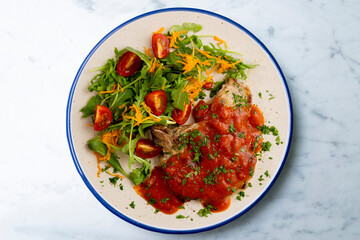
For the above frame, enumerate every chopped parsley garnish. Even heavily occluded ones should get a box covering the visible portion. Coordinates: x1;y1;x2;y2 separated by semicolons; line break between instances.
129;201;135;209
214;134;222;142
252;135;262;151
109;176;120;186
182;178;187;186
261;141;272;152
176;215;186;219
161;198;170;203
249;167;254;177
197;204;215;217
258;175;264;182
212;113;218;118
148;198;157;205
248;182;252;187
265;170;270;177
229;123;236;134
259;125;279;136
199;104;208;110
119;183;124;190
236;191;245;201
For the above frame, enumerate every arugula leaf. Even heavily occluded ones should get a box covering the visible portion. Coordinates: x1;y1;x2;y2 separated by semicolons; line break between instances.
80;95;102;118
88;138;129;178
88;137;107;156
107;153;129;178
109;88;134;113
169;23;202;34
171;88;189;110
210;80;226;98
129;164;151;185
125;46;151;67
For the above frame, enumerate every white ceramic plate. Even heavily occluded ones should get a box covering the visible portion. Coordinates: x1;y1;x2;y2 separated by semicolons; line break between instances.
66;8;293;234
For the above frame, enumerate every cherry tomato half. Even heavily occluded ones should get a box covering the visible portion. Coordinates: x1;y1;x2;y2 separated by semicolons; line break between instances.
203;81;214;90
145;90;167;116
135;139;162;158
94;105;113;131
249;105;264;128
152;33;170;59
116;51;141;77
193;100;210;122
171;102;192;125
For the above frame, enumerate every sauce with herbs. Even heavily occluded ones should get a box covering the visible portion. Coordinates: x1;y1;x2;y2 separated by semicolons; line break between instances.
135;97;264;214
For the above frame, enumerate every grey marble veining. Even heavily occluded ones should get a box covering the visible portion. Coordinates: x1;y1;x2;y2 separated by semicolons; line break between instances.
0;0;359;239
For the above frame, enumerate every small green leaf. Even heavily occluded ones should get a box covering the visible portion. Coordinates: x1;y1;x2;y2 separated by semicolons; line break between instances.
80;95;102;118
125;46;151;67
169;23;202;34
210;80;226;98
171;89;189;110
87;138;107;156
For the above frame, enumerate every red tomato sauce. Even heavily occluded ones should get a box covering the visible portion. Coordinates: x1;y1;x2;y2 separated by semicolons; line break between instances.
135;97;263;214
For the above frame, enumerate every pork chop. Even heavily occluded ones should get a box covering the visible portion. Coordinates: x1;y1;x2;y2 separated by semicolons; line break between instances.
151;78;252;163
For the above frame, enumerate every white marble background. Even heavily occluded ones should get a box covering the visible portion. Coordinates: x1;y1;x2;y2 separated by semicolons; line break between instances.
0;0;359;239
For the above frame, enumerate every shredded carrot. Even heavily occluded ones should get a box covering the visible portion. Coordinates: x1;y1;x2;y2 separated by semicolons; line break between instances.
99;84;124;94
182;65;204;102
214;35;228;49
94;153;103;177
215;56;242;73
143;46;152;58
123;104;148;126
93;130;127;178
168;31;187;48
153;27;165;34
86;123;94;128
141;102;163;122
106;170;125;179
98;89;117;94
197;49;213;59
118;104;126;109
101;129;121;147
148;58;161;73
177;52;211;74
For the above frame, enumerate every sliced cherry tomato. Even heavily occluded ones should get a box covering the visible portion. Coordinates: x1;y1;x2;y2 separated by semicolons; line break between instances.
249;105;264;128
202;81;214;90
145;90;167;116
171;102;192;125
135;139;162;158
116;51;141;77
94;105;112;131
152;33;170;59
193;100;210;122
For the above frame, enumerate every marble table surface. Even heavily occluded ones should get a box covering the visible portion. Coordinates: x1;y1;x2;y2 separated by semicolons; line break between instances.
1;0;359;239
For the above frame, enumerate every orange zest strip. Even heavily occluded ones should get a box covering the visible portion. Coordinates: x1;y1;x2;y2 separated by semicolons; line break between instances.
153;27;165;34
143;46;152;58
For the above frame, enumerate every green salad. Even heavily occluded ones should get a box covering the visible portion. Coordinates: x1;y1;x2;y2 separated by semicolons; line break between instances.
80;23;255;185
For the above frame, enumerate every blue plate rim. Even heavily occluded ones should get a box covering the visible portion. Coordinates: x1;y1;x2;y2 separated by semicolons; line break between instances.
66;7;293;234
